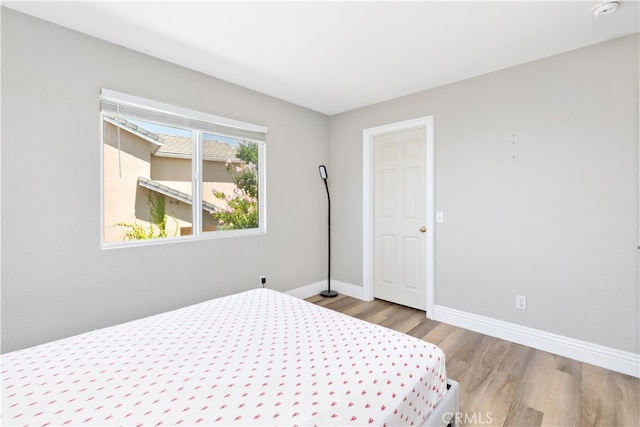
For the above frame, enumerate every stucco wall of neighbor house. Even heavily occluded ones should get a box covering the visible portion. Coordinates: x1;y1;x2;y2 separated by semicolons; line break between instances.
1;8;329;352
103;122;154;242
103;133;222;241
329;33;639;354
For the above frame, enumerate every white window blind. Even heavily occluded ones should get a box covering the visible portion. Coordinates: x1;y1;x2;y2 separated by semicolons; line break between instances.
100;89;268;143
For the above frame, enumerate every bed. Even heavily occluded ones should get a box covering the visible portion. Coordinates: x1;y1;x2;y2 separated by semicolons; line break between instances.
2;288;458;426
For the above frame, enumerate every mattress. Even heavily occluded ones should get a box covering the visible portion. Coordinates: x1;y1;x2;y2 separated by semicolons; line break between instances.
2;288;448;426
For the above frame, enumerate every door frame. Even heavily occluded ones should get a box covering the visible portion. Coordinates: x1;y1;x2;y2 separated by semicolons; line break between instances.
362;116;435;317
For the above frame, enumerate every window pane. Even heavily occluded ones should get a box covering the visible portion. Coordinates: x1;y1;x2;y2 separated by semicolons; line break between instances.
103;117;193;243
204;134;259;231
101;90;266;247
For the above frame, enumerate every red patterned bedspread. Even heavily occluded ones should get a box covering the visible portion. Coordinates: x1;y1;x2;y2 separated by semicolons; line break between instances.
2;288;447;426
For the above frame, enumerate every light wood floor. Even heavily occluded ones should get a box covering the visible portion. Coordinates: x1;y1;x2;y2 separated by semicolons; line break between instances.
306;294;639;427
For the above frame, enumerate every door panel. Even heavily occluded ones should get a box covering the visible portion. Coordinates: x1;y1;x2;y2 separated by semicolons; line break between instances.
373;128;426;310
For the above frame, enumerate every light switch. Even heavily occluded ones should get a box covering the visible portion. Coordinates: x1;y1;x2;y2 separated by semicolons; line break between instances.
436;211;444;223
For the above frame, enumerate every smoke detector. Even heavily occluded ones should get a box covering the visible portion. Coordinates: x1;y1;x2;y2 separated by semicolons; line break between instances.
592;1;619;17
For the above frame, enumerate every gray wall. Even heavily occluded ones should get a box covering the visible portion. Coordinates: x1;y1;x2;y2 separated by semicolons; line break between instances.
329;34;639;353
2;7;638;357
1;9;329;352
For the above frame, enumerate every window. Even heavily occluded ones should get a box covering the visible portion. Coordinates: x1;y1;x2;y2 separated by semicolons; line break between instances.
100;89;267;248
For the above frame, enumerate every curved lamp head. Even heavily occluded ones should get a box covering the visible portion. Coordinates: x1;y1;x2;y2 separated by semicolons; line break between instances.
318;165;328;180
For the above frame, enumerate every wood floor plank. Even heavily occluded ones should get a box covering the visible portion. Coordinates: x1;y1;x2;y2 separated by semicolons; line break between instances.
580;363;619;427
497;342;535;378
311;293;347;308
378;307;425;334
540;367;579;426
518;351;557;406
306;295;640;427
614;371;640;427
423;322;458;346
445;357;472;389
362;302;398;324
406;316;440;340
305;294;324;304
318;294;363;313
580;363;640;427
504;404;544;427
466;371;519;426
429;325;477;358
342;298;391;320
459;336;511;409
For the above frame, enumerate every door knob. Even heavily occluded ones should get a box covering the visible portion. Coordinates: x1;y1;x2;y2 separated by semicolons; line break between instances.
419;226;427;233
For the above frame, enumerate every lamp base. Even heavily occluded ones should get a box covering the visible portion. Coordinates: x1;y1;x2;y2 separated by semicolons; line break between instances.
320;289;338;298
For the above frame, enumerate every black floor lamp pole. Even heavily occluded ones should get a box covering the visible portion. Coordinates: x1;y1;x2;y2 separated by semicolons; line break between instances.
319;165;338;298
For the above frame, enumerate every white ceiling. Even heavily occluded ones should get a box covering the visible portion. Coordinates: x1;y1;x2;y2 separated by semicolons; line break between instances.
4;1;639;115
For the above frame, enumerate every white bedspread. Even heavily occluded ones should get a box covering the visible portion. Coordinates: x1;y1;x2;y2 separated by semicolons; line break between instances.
2;288;447;426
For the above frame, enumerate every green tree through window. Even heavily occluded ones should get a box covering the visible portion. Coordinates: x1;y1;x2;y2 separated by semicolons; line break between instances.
212;142;259;230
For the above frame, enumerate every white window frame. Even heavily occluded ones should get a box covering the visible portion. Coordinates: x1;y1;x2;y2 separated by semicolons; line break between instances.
100;89;267;249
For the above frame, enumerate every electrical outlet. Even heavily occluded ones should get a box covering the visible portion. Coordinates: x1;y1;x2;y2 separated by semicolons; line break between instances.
260;276;266;288
516;295;527;310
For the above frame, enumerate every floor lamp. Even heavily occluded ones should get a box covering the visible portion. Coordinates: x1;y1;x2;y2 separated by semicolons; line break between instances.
319;165;338;298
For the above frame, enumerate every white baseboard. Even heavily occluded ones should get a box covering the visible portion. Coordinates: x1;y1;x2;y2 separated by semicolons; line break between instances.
285;281;325;299
434;305;640;378
286;280;364;300
286;283;639;377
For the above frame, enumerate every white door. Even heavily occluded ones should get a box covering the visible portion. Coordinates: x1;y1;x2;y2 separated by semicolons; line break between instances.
373;128;427;310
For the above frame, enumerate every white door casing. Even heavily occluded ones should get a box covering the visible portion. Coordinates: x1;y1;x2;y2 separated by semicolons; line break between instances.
363;117;434;316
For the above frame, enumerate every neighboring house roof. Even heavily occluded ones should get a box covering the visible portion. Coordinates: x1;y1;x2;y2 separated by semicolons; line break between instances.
103;115;164;150
138;176;218;213
104;117;240;162
155;134;239;162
